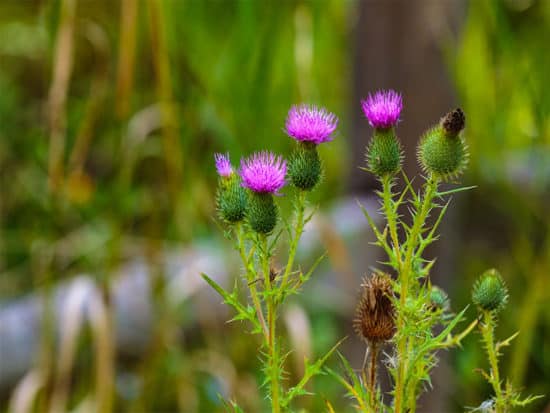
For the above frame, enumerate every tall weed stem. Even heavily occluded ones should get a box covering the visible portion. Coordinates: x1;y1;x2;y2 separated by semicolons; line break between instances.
279;190;306;296
480;311;504;413
393;175;439;412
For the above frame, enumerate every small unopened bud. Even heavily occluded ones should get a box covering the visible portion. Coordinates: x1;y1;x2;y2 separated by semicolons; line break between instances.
288;143;322;191
217;176;247;224
472;269;508;313
417;108;468;180
429;285;450;313
353;273;396;342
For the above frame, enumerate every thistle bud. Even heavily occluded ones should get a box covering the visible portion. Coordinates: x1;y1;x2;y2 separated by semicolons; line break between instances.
472;269;508;313
247;193;277;234
214;153;247;224
288;144;322;190
417;108;468;180
365;128;402;177
216;176;247;223
353;273;396;342
429;285;450;313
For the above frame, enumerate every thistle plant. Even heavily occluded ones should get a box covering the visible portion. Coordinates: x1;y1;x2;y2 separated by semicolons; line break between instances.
323;90;543;412
203;105;341;412
470;269;542;412
327;90;482;412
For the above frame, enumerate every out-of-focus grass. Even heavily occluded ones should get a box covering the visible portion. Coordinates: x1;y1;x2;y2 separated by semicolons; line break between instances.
1;0;549;411
0;0;350;293
448;0;549;410
0;0;350;411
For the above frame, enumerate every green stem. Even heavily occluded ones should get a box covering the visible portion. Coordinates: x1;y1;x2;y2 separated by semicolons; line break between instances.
394;175;439;413
381;175;401;270
279;190;306;295
260;235;281;413
236;223;268;341
481;311;504;413
368;341;380;412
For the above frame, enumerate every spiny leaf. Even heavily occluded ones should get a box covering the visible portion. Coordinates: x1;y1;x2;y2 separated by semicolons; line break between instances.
283;337;346;406
435;185;477;197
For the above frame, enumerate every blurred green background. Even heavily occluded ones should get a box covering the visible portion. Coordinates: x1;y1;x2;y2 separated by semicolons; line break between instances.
0;0;548;412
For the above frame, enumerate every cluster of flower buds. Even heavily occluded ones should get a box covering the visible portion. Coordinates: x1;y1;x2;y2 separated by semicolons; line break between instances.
361;89;468;180
214;105;338;234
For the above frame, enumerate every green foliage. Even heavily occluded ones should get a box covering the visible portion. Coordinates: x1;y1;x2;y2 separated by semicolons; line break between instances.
450;2;550;401
206;164;339;411
330;107;518;413
474;307;543;412
365;128;402;176
288;144;322;191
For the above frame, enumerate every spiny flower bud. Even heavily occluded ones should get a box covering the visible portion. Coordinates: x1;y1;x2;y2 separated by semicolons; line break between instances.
429;285;450;313
217;176;247;223
365;128;402;177
472;269;509;313
288;144;322;191
247;193;277;234
417;108;468;180
214;153;247;224
353;273;396;342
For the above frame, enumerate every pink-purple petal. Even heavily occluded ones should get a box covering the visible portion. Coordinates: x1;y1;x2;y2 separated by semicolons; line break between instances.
285;104;338;145
214;152;233;177
361;90;402;129
239;151;287;194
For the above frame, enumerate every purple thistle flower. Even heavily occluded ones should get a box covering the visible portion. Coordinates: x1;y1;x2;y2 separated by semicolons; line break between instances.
214;152;233;177
239;151;287;194
285;104;338;145
361;90;403;129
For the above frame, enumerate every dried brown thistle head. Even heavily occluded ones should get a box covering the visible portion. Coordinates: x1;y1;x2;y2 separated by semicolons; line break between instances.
441;107;465;136
353;273;396;342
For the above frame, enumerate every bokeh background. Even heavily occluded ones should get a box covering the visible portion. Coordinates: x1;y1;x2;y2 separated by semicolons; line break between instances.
1;0;549;412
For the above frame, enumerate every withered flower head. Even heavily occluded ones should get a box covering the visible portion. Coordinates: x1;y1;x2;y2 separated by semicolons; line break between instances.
353;273;396;342
441;108;465;135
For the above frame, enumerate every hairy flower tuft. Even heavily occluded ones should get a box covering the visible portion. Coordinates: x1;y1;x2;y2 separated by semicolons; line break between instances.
285;104;338;145
214;152;233;178
353;273;396;342
361;90;403;129
239;151;287;195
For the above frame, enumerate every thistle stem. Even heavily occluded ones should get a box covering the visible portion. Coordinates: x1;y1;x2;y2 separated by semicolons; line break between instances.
368;341;380;411
280;190;306;296
259;235;281;413
394;175;439;413
481;310;504;413
381;176;401;270
235;223;268;341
